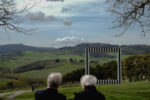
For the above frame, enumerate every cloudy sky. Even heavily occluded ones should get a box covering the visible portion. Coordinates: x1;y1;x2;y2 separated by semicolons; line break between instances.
0;0;150;48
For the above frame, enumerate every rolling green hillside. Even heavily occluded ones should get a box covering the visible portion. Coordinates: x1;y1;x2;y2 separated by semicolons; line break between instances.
0;51;129;80
0;51;128;69
0;44;150;100
0;51;84;70
0;43;149;80
19;62;84;79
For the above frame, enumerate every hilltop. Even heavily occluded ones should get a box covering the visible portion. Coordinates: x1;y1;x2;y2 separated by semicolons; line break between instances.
0;43;150;56
52;43;150;55
0;44;53;55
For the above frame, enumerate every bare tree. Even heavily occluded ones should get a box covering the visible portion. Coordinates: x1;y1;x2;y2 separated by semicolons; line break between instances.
0;0;35;34
107;0;150;36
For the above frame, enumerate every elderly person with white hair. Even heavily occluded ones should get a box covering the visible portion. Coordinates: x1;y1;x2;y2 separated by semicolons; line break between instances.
35;72;66;100
74;75;105;100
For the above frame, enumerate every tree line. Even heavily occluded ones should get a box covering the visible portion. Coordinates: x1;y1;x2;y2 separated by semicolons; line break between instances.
63;61;117;83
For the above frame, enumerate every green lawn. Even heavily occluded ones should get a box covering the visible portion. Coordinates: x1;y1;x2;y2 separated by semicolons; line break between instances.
13;81;150;100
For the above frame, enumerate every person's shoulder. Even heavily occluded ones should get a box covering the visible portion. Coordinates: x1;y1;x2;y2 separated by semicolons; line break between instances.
35;89;47;95
57;92;66;99
55;93;66;100
74;91;83;95
35;89;48;100
74;91;84;97
97;92;105;100
73;91;85;100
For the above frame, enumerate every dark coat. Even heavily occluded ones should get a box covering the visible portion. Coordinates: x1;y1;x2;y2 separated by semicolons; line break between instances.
35;88;66;100
74;86;105;100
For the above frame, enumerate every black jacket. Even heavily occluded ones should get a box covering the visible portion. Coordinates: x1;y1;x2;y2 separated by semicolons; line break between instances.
35;88;66;100
74;86;105;100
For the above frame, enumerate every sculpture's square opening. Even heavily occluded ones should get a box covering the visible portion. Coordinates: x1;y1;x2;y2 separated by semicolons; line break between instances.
85;48;122;84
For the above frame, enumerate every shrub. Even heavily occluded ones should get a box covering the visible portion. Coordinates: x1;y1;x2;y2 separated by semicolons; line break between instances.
123;54;150;82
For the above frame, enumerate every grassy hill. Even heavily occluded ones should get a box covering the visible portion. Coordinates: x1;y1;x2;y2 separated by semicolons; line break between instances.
19;62;84;79
0;43;150;100
0;43;150;79
13;81;150;100
0;51;119;79
0;51;84;70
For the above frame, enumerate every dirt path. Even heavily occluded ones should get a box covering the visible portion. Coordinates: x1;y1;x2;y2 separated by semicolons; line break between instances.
0;92;10;97
1;90;30;100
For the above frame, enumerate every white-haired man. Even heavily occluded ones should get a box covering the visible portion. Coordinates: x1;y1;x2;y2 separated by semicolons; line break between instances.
35;72;66;100
74;75;105;100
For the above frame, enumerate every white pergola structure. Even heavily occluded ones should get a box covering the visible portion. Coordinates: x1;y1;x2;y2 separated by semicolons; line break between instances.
85;48;122;84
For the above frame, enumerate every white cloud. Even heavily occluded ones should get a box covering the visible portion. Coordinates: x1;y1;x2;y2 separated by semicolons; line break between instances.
15;0;105;17
25;12;57;22
61;7;71;13
46;0;64;2
55;36;85;46
63;19;72;26
47;15;57;21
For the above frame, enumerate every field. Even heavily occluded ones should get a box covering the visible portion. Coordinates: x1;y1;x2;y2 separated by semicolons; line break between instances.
19;62;84;79
1;50;145;100
0;51;129;79
0;51;84;70
13;81;150;100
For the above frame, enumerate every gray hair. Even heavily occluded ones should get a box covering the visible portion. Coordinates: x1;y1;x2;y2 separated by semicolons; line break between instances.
47;72;62;88
80;75;97;87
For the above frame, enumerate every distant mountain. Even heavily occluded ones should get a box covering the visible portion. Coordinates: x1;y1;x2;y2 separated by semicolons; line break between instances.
51;43;117;57
0;44;53;55
121;45;150;54
0;43;150;56
51;43;150;55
